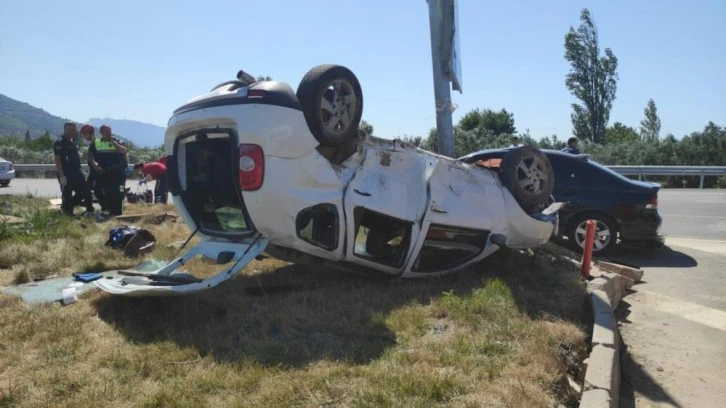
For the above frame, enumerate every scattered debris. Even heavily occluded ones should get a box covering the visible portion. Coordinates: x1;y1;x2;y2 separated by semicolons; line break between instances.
113;212;178;224
105;225;157;257
149;212;178;225
0;214;25;224
72;272;103;283
166;240;186;249
61;286;78;306
0;259;170;304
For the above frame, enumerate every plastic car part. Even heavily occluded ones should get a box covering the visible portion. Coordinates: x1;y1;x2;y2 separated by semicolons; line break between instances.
95;236;269;296
498;146;555;213
296;64;364;148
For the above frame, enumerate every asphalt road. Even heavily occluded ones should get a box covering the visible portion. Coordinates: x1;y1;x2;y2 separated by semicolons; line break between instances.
0;177;154;200
657;190;726;241
2;180;724;240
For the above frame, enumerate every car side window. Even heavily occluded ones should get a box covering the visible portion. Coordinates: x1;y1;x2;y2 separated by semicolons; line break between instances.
353;207;412;268
296;204;339;251
412;225;489;273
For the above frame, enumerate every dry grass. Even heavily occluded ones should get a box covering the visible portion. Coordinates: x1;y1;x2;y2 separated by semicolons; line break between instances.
0;196;589;408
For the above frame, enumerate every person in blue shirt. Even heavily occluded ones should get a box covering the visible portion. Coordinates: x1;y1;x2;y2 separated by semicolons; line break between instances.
561;137;580;154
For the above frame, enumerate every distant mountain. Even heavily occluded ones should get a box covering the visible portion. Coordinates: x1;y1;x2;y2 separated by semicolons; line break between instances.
87;118;166;148
0;94;71;138
0;94;167;148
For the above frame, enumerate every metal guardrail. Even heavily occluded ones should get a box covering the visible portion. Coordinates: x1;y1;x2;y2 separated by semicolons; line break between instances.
609;166;726;188
12;164;726;188
13;164;89;172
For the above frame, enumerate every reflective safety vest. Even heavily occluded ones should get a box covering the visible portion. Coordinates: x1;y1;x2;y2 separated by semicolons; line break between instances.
94;138;126;169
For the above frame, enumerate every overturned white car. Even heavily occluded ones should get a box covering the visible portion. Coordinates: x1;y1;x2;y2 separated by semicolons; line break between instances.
96;65;560;296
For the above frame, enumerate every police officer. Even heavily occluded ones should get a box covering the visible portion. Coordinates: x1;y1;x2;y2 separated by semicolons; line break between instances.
89;124;127;215
53;122;94;215
79;124;107;212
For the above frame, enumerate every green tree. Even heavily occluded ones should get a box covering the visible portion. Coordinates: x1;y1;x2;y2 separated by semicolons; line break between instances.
400;135;423;147
537;134;562;150
564;8;618;143
640;98;661;141
458;108;516;135
358;120;374;138
604;122;639;144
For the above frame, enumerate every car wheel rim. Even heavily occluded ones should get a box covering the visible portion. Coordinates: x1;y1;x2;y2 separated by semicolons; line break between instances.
319;79;357;136
574;220;611;251
515;154;549;194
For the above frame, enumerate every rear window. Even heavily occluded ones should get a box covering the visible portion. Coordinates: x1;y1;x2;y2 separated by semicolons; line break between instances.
176;130;255;237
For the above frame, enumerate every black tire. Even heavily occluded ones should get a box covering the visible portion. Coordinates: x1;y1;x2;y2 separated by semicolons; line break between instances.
296;64;363;147
565;212;619;255
0;180;9;187
499;146;555;213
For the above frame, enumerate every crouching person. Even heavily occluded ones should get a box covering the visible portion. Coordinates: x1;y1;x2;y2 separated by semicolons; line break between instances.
134;160;168;204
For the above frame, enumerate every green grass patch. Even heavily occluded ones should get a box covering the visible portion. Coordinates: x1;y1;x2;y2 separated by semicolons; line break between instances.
0;195;88;244
0;197;589;407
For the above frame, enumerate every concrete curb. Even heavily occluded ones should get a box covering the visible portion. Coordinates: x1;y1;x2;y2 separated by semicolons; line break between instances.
578;262;643;408
539;242;644;407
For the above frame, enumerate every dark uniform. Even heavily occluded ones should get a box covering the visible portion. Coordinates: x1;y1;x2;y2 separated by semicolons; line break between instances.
54;136;93;215
89;137;127;215
85;159;106;212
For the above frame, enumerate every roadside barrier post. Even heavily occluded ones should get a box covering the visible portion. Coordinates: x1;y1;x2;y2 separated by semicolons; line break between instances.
581;220;596;278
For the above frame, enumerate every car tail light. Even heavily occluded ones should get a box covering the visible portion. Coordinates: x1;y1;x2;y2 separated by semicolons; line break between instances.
646;194;658;209
247;89;266;98
239;144;264;191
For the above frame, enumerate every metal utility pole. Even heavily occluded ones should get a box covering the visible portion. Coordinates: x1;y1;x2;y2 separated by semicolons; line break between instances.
427;0;461;158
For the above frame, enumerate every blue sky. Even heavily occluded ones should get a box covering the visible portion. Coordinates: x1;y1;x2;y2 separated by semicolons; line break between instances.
1;0;724;140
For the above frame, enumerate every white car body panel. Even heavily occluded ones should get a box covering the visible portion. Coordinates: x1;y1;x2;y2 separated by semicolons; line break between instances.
96;77;558;297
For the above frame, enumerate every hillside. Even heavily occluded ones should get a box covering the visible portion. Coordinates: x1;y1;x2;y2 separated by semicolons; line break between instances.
0;94;167;147
0;94;70;138
87;118;166;148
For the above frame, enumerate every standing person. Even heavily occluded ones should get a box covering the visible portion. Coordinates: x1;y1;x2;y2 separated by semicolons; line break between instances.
133;160;168;204
89;124;127;215
79;124;107;212
508;136;521;148
561;137;581;154
53;122;94;215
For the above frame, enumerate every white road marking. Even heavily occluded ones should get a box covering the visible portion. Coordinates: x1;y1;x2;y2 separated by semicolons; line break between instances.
660;214;726;219
629;290;726;332
666;237;726;256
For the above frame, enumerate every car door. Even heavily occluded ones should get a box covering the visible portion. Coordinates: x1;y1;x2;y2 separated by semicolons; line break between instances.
341;142;430;276
402;159;506;278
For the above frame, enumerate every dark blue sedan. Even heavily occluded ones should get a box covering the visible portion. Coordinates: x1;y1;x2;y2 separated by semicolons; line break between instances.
459;148;663;254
